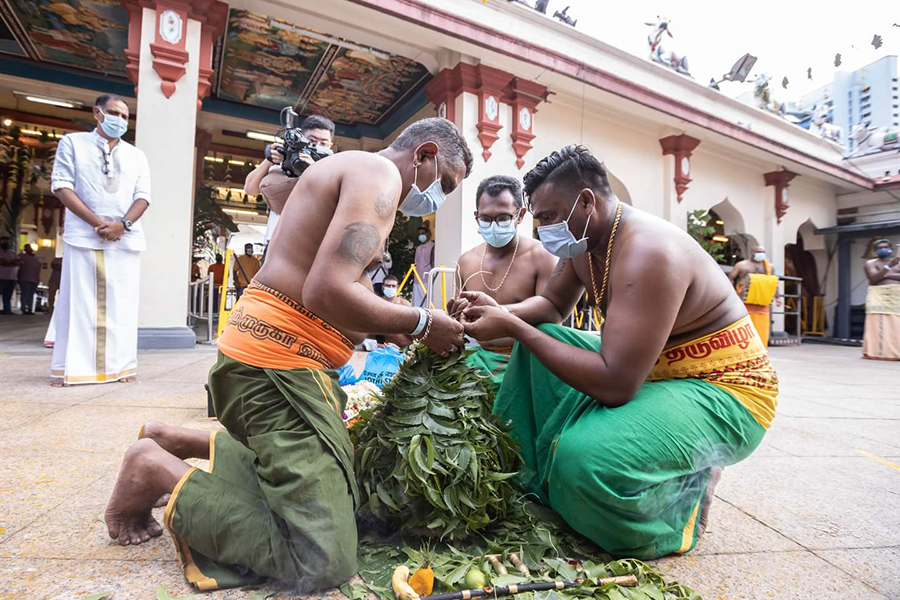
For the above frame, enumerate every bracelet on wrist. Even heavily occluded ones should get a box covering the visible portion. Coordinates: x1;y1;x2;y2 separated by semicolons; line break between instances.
417;309;434;342
410;307;428;336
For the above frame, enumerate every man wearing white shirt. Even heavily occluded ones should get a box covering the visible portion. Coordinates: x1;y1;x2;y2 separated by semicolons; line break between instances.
49;94;151;386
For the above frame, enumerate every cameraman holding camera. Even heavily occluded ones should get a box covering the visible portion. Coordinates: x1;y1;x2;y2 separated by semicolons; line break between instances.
245;114;336;261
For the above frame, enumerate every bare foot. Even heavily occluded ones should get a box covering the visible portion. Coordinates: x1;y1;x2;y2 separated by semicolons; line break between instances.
119;376;137;383
154;494;171;508
698;466;724;537
105;439;188;546
50;379;66;388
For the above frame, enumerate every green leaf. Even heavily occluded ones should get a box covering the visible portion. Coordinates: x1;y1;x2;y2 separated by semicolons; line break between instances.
423;413;462;435
490;574;529;586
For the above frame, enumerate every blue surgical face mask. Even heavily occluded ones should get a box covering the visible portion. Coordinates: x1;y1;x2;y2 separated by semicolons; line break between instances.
478;220;518;248
753;252;766;262
399;156;446;217
876;248;892;259
99;110;128;139
536;194;591;259
383;287;398;299
418;234;428;244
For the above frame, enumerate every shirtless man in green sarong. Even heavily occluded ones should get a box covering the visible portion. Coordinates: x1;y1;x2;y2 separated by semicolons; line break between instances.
456;175;556;385
103;118;471;591
450;145;778;559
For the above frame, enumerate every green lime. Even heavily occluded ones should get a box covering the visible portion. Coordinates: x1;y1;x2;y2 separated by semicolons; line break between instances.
465;568;488;589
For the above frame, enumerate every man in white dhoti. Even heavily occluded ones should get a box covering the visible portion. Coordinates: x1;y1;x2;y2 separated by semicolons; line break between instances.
49;94;151;386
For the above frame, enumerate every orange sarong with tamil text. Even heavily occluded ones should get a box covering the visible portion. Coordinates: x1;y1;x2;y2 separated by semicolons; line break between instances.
217;281;354;371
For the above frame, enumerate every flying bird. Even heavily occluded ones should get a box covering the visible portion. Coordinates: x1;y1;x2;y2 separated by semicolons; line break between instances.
872;34;883;49
807;67;813;80
781;76;789;89
834;53;842;67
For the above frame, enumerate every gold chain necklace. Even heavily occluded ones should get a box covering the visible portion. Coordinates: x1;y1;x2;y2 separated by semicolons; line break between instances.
588;202;623;313
480;234;520;293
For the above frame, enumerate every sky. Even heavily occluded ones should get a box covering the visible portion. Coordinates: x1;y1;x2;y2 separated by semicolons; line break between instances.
536;0;899;101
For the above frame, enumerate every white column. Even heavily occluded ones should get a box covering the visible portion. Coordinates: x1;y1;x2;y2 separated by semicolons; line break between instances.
134;7;200;348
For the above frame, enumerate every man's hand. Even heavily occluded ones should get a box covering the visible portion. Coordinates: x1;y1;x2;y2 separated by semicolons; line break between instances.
421;310;464;357
296;153;314;167
460;305;517;341
270;145;284;164
95;221;125;241
447;291;499;318
890;256;900;268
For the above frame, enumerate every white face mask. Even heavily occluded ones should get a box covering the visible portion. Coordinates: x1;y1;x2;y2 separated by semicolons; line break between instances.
383;287;398;299
536;194;591;259
753;252;766;262
399;155;446;217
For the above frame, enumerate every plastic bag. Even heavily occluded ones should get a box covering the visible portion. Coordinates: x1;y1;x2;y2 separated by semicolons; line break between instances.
338;363;358;386
357;345;404;388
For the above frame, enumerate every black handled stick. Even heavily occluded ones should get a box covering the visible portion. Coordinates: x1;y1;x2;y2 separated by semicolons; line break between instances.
420;576;637;600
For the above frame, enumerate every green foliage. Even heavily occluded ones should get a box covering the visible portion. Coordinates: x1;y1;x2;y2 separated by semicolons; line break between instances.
193;184;238;260
687;209;725;264
346;500;701;600
352;345;521;539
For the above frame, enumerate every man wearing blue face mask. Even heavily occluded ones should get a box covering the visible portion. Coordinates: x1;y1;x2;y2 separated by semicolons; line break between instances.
450;145;778;561
49;94;150;387
103;118;472;590
456;175;556;387
863;239;900;360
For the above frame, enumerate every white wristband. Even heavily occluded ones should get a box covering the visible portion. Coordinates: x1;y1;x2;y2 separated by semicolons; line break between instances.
410;307;428;336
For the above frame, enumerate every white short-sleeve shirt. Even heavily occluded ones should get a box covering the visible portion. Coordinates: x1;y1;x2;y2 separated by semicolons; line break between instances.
51;130;151;251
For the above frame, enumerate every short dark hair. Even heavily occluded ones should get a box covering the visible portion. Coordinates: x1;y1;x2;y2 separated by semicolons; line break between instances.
215;254;223;262
245;243;254;248
476;175;523;209
390;117;473;178
384;274;399;284
301;114;335;136
523;145;612;208
95;94;126;109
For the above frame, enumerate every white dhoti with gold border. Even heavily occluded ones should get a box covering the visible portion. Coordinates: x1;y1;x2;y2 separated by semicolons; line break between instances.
51;243;141;384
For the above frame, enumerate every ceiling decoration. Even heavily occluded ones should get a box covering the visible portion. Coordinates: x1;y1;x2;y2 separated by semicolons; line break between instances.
0;4;431;129
217;9;430;126
0;0;128;76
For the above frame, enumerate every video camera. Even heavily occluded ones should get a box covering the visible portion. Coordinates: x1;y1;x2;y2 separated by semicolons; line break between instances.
266;107;334;178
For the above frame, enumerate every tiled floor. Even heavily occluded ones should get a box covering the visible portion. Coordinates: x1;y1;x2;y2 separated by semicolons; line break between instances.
1;314;897;599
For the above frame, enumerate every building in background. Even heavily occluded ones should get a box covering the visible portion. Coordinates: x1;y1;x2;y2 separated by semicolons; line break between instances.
800;56;899;152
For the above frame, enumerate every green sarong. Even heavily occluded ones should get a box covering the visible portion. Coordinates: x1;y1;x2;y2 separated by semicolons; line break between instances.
465;345;512;388
494;324;766;560
164;352;359;591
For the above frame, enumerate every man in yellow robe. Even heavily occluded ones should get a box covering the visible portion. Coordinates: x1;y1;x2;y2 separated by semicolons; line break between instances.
730;246;779;346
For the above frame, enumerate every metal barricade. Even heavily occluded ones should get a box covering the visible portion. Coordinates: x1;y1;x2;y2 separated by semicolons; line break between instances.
769;274;802;346
427;265;458;311
187;273;215;343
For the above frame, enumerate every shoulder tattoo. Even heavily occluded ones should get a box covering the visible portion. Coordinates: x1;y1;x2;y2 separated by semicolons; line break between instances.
548;259;568;284
338;222;381;265
374;181;399;221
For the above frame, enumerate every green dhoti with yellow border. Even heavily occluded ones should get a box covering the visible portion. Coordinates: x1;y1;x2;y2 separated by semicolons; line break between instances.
494;318;777;559
164;282;359;591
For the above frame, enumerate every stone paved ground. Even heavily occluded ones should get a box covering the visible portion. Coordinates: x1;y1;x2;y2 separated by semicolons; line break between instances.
1;314;898;599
